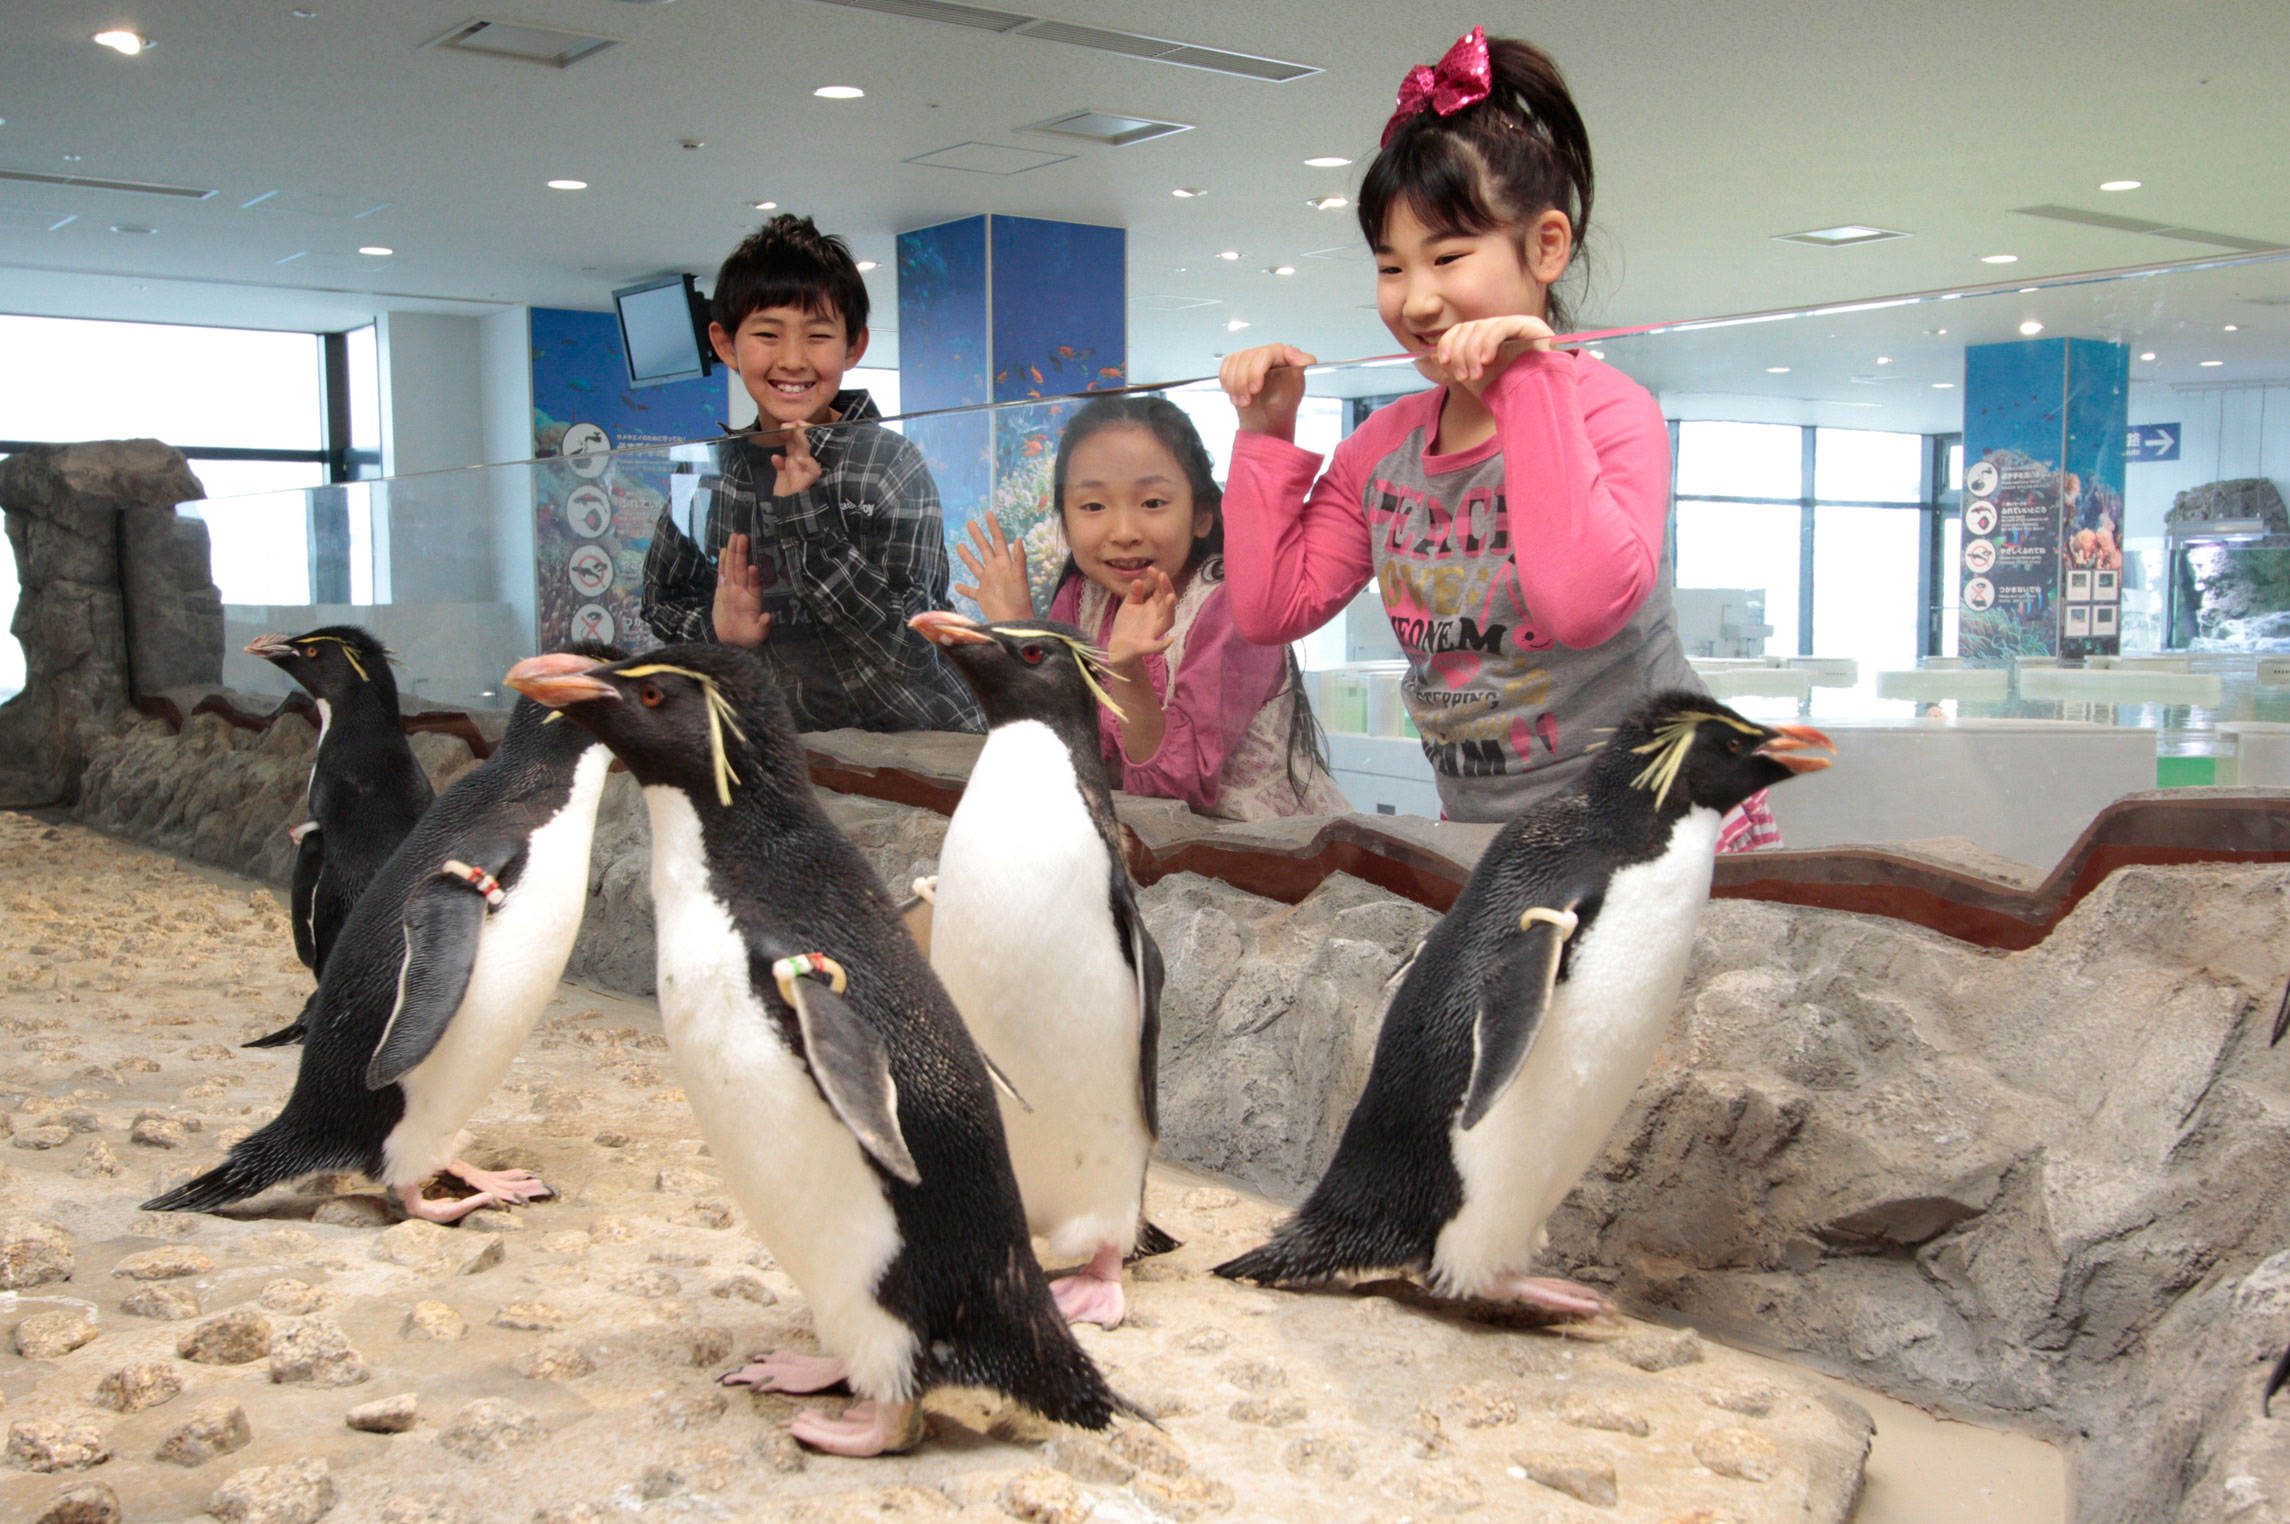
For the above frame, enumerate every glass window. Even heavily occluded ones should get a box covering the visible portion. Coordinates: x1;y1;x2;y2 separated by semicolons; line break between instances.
1940;514;1962;657
846;365;901;420
1813;505;1922;670
345;324;381;470
0;315;322;450
1815;428;1923;503
179;464;328;606
1676;499;1801;657
1676;421;1802;500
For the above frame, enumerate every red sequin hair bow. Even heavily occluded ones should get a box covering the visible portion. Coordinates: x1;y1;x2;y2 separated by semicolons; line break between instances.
1383;26;1493;146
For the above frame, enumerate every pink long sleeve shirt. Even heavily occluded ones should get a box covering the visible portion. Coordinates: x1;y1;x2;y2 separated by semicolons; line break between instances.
1223;349;1699;821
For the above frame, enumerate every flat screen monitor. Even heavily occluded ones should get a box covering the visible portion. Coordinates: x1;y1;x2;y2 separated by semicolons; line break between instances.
613;274;713;388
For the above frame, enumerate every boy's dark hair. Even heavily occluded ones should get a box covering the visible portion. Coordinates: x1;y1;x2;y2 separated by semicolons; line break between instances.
710;213;869;342
1356;35;1594;331
1049;393;1333;804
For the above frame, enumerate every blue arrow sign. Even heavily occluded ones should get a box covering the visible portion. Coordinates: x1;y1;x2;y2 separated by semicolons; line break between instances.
2125;423;2180;462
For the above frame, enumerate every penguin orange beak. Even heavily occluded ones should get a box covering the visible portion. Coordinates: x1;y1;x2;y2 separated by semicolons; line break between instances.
909;611;995;648
505;652;621;707
245;633;296;660
1756;724;1836;773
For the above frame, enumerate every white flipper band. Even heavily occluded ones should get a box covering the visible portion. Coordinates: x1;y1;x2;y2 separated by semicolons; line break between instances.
909;876;937;904
773;953;849;1004
1519;906;1580;937
440;859;506;908
288;820;320;844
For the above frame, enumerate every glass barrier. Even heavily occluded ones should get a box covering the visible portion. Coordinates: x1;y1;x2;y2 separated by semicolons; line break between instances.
106;246;2290;855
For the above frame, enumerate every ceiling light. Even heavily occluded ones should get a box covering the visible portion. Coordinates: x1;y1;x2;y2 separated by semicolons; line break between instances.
292;7;315;16
1933;381;1955;389
1766;366;1790;374
1269;265;1296;276
1217;250;1239;261
1588;349;1605;359
1172;187;1205;198
2224;324;2240;332
1308;196;1349;211
2201;359;2224;367
1774;224;1910;248
109;224;156;235
1226;318;1250;332
2140;351;2157;361
357;245;393;256
1304;156;1352;168
814;85;864;99
1980;254;2019;264
546;179;587;190
93;30;150;54
2100;179;2141;192
856;260;878;272
1875;355;1892;364
2019;320;2044;335
751;200;777;210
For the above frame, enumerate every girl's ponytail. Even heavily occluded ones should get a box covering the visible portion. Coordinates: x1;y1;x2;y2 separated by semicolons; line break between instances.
1357;31;1596;330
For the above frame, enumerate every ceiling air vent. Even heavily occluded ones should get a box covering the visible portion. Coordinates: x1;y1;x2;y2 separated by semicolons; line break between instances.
905;142;1073;175
2014;205;2279;253
1774;225;1910;248
804;0;1318;81
0;167;217;200
425;19;621;69
1020;109;1190;147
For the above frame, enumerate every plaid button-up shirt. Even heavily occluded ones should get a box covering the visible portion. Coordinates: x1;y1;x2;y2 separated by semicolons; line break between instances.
641;391;983;733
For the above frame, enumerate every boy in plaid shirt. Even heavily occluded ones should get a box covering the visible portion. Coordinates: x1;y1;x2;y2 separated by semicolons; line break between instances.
643;214;982;733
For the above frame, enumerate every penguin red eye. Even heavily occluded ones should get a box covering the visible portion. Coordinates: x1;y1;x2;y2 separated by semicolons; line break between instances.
1019;644;1046;665
638;683;664;708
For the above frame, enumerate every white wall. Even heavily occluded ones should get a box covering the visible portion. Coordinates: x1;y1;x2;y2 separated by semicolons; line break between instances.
479;307;536;647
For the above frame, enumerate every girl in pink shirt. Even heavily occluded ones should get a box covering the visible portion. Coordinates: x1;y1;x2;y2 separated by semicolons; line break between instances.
1219;26;1777;846
956;395;1350;820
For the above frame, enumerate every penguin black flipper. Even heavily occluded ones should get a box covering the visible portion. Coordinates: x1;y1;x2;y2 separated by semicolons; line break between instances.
1109;872;1165;1139
363;844;522;1091
763;953;923;1187
243;993;314;1050
2268;1338;2290;1414
1456;900;1581;1132
289;826;323;970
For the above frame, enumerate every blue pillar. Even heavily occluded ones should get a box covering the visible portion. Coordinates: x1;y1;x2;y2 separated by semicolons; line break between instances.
897;214;1126;616
1960;338;2130;660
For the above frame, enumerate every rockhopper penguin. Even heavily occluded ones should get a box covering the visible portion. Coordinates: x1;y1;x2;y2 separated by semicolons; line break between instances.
1215;691;1834;1313
144;645;627;1223
504;642;1129;1457
911;612;1176;1329
243;626;435;1047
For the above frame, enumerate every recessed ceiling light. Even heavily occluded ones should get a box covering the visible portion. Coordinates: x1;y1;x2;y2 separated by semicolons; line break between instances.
93;30;151;55
814;85;864;99
2224;324;2240;332
1933;381;1955;389
2139;351;2157;361
1304;156;1352;168
1226;318;1250;332
751;200;777;211
1217;250;1239;261
2100;179;2141;192
357;245;393;256
62;154;82;162
1766;366;1790;374
2019;320;2044;335
109;224;156;235
1172;187;1205;198
546;179;587;190
1269;265;1295;276
1773;224;1909;247
1980;254;2019;264
2201;359;2224;367
291;7;315;16
856;260;878;272
1875;356;1892;364
1308;196;1349;211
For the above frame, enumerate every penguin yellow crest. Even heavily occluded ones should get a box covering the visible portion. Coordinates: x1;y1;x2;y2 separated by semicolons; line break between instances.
1627;710;1763;808
993;627;1128;724
617;663;749;806
296;633;381;682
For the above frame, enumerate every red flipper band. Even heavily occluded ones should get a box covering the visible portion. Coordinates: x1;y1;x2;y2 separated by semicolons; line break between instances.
440;859;505;908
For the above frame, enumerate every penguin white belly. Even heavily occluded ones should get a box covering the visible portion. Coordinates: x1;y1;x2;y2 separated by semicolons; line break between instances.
382;748;612;1187
932;721;1149;1260
1435;807;1723;1296
643;787;917;1403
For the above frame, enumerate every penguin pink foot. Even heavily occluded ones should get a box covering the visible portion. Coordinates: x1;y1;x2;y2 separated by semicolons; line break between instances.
1050;1244;1127;1329
787;1398;926;1457
444;1160;552;1205
720;1350;848;1393
394;1183;498;1224
1488;1273;1616;1320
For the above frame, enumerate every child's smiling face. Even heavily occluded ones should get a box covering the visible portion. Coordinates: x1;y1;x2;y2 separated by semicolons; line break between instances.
1373;201;1569;361
711;302;869;428
1061;424;1212;594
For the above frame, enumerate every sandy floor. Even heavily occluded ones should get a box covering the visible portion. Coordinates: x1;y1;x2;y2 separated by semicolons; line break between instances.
1;812;2064;1523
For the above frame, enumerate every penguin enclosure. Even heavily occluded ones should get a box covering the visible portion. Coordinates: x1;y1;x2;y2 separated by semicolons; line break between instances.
7;436;2290;1524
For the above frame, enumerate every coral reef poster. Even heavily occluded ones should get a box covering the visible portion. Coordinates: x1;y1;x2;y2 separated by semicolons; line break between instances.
529;307;723;651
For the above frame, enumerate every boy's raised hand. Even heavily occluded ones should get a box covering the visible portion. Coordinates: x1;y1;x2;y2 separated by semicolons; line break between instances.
952;517;1034;622
1221;344;1318;442
711;532;772;648
770;422;823;497
1104;567;1177;672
